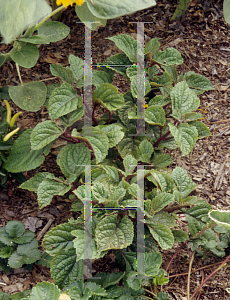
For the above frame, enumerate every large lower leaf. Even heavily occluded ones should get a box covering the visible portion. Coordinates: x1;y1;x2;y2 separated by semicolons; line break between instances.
95;214;134;254
4;129;48;173
72;127;109;163
28;282;60;300
171;166;196;199
43;222;81;256
30;120;63;150
19;172;50;192
184;71;214;91
58;143;90;182
170;81;200;117
48;83;81;120
9;81;47;112
154;48;183;66
87;0;156;20
93;83;124;111
146;222;174;250
99;124;124;147
37;21;70;43
0;0;51;44
145;105;166;126
37;178;71;209
10;43;39;68
117;136;143;159
51;249;84;289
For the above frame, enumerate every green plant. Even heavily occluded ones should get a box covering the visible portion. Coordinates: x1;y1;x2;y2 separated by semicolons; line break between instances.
0;0;156;113
2;34;224;298
0;221;41;271
0;99;25;185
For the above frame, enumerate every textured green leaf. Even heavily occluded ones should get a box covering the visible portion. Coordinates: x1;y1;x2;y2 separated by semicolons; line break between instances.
93;83;124;111
85;282;108;297
107;34;140;63
148;211;177;227
0;0;51;44
209;210;230;229
31;120;63;150
104;53;132;77
126;271;142;291
8;240;41;268
152;71;173;87
72;127;109;163
49;83;81;120
92;182;110;203
123;155;137;176
60;106;84;128
99;124;124;147
87;272;125;289
147;222;174;250
154;48;183;66
145;105;166;126
162;65;177;82
147;170;175;193
9;81;47;112
171;81;200;117
13;231;35;245
186;215;205;236
4;129;47;173
184;112;203;121
37;178;71;209
184;72;214;91
117;136;143;159
50;64;74;84
19;172;50;192
95;214;134;253
100;165;120;183
171;167;196;198
130;75;151;99
37;21;70;43
188;121;211;139
10;43;39;68
72;230;108;262
138;140;154;162
168;123;198;156
143;252;162;277
152;154;173;169
172;230;188;242
58;144;90;181
43;222;80;256
5;221;25;238
51;248;84;289
150;193;175;214
92;69;114;85
69;54;84;83
29;282;60;300
185;203;212;220
145;38;161;55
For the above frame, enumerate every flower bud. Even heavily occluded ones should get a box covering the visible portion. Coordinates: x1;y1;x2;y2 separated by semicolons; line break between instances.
3;127;19;142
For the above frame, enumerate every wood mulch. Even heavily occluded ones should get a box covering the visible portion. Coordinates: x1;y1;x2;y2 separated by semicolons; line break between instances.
0;0;230;299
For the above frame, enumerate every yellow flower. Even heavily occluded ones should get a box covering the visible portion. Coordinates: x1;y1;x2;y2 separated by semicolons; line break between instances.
10;112;22;128
4;100;11;125
56;0;85;7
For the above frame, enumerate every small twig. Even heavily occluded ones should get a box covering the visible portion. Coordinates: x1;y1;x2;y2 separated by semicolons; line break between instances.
37;216;54;241
187;252;195;300
165;246;182;272
39;76;58;82
168;261;226;278
190;253;230;300
143;288;157;299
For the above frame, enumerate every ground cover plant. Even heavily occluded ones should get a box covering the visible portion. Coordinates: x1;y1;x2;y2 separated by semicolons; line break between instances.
0;0;230;299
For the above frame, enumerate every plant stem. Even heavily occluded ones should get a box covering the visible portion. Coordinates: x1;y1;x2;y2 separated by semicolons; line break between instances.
187;252;195;300
34;5;65;31
152;130;171;147
15;63;23;85
143;287;157;299
190;253;230;299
